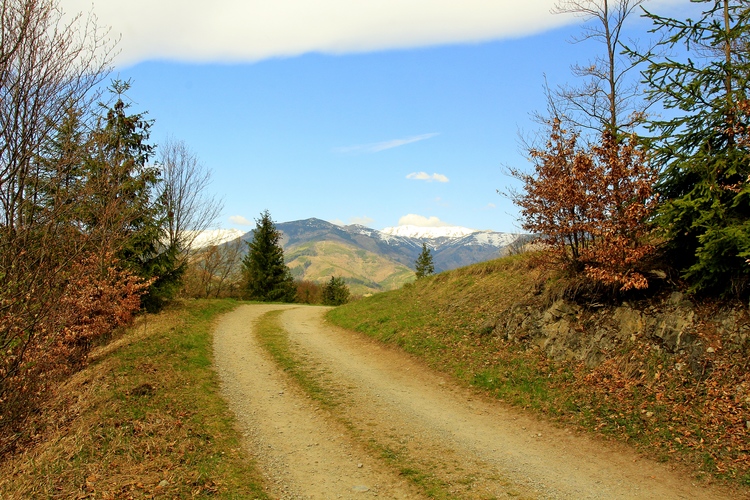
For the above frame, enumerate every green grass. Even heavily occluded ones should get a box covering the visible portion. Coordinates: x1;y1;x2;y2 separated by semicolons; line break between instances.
326;253;750;490
0;299;270;499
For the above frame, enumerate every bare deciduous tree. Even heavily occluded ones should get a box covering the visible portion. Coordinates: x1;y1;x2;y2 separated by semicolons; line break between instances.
0;0;113;229
552;0;647;135
183;238;244;298
158;137;223;260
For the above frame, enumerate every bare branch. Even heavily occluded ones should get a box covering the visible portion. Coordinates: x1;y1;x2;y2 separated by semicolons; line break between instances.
552;0;648;134
157;137;223;257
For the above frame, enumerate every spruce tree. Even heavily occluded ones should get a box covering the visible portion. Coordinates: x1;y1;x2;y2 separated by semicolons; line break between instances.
89;80;182;311
242;210;296;302
641;0;750;295
415;243;435;279
322;276;350;305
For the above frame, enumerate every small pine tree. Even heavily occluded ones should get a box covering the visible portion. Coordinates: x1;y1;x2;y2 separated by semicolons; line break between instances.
415;243;435;279
322;276;350;306
242;210;296;302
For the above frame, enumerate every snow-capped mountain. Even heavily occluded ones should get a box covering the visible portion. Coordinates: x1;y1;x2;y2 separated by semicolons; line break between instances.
270;218;521;272
380;225;477;239
225;218;524;294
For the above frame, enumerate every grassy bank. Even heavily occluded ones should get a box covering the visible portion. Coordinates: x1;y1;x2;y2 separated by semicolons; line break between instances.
327;254;750;488
0;299;269;499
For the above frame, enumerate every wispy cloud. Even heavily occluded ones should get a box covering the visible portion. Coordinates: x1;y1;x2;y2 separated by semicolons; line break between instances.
407;171;449;183
335;133;439;154
229;215;254;226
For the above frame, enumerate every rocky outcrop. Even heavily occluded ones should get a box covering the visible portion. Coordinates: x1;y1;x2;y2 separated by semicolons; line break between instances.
490;292;749;372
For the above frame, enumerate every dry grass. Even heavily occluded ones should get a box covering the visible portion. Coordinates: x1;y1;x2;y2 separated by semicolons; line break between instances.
0;299;269;499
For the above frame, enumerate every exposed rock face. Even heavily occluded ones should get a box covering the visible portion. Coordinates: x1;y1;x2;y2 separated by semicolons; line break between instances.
493;294;749;373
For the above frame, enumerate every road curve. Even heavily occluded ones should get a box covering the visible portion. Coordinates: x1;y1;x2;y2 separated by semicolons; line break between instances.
213;304;737;499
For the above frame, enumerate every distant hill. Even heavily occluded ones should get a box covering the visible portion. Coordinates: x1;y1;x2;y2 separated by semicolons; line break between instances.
234;218;522;295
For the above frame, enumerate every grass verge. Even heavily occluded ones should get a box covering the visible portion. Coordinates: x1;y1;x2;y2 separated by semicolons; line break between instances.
255;309;338;408
0;299;269;499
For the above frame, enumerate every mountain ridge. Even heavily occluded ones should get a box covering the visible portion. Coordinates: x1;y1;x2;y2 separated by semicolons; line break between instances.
281;218;520;293
276;218;520;268
214;217;522;294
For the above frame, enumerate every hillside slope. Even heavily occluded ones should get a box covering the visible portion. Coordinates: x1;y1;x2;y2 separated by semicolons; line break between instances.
0;300;269;498
327;254;750;489
285;240;415;295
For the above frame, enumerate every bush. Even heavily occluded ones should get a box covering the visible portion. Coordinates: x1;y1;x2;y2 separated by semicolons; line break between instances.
0;252;148;456
322;276;350;306
296;280;323;304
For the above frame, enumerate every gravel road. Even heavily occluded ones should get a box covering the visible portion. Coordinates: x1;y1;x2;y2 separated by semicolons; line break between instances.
213;304;738;499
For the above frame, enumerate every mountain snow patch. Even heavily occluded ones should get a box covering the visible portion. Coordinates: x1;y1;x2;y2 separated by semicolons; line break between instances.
470;231;519;246
381;225;477;239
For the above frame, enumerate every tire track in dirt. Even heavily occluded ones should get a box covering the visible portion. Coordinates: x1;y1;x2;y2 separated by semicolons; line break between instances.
213;304;422;499
215;304;738;499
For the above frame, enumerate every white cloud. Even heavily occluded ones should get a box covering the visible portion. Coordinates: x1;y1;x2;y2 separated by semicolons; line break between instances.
335;133;439;155
407;172;449;183
485;203;496;209
229;215;254;226
330;216;374;226
349;216;375;226
398;214;451;227
59;1;579;66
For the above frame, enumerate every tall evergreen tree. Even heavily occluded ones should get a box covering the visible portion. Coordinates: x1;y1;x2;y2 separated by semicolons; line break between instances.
242;210;296;302
88;80;181;310
415;243;435;279
641;0;750;296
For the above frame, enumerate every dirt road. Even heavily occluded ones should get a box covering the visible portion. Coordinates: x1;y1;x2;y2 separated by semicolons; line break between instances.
213;304;737;499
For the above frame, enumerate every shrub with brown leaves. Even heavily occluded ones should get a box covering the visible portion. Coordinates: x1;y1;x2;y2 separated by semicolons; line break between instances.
0;252;148;456
509;119;658;293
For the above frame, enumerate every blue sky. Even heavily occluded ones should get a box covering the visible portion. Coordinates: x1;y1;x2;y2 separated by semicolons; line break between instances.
63;0;687;233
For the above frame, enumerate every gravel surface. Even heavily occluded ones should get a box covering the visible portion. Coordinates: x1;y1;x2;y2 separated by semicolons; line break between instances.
213;304;738;499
